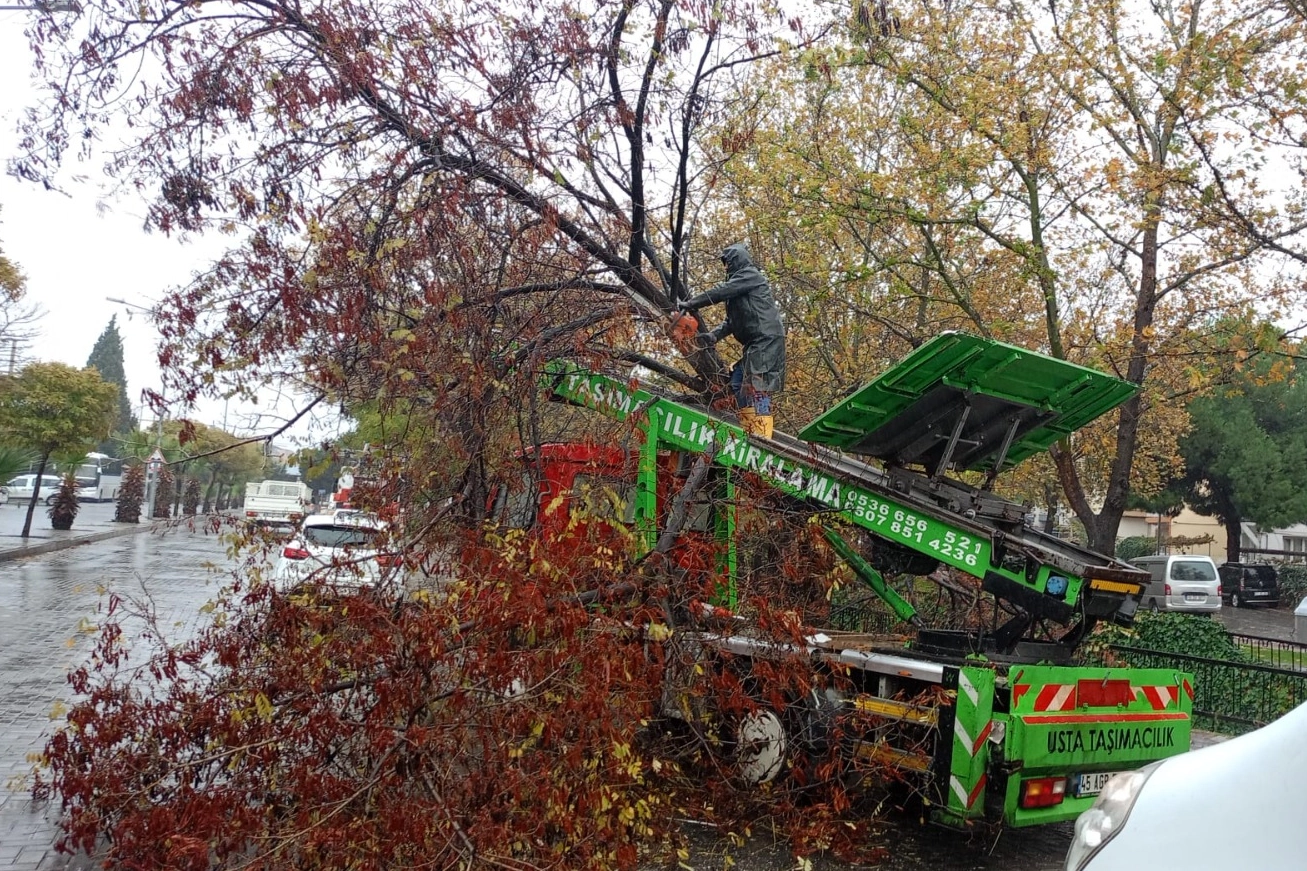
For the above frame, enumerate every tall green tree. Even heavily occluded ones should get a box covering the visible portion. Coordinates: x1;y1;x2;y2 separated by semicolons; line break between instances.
1179;365;1307;562
0;362;118;537
717;0;1307;553
85;315;137;440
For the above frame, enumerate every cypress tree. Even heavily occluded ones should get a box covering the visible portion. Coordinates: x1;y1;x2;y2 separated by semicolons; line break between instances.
85;315;137;440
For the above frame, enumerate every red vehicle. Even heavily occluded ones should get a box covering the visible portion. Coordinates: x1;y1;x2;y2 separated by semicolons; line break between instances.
489;442;728;594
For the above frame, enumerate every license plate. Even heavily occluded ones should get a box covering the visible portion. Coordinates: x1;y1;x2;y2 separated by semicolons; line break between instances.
1253;591;1269;597
1074;771;1120;797
1184;593;1205;602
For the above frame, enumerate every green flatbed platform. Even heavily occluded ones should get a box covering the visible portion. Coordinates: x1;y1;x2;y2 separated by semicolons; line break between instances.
798;332;1137;472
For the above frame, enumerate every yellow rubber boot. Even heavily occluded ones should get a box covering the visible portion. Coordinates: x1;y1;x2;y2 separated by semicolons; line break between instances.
738;407;758;435
754;414;774;439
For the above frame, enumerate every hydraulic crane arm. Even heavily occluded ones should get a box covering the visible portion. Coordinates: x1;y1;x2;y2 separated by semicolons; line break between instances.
546;352;1146;640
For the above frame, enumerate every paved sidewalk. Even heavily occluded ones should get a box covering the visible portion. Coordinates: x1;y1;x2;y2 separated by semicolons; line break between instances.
0;504;168;870
0;501;155;564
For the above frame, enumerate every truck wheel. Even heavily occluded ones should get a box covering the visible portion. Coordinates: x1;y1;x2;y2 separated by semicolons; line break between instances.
734;708;788;786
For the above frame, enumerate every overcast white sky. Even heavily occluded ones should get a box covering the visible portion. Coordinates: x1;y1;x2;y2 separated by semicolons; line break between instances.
0;8;336;447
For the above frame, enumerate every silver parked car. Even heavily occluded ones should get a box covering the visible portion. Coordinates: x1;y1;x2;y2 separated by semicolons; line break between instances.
1065;700;1307;870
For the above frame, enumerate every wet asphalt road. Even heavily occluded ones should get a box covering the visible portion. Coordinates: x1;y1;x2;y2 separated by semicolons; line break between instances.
0;529;1275;870
0;528;1079;871
1213;599;1296;641
0;526;232;869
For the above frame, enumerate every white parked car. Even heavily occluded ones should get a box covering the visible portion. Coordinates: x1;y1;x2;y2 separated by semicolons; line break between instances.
4;474;66;506
1065;700;1307;870
272;510;404;595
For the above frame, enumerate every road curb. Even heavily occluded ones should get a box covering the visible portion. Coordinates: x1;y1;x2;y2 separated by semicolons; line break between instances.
0;520;162;565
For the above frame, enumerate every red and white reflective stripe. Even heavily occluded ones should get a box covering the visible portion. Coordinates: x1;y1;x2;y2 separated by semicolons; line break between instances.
1133;685;1175;710
959;671;980;707
950;773;987;809
953;717;994;757
1182;678;1194;700
1032;684;1077;712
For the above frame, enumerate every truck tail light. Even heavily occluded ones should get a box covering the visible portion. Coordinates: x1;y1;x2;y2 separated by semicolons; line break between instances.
1218;584;1223;597
1020;777;1066;809
377;553;405;568
1164;583;1172;596
282;546;311;560
246;511;258;518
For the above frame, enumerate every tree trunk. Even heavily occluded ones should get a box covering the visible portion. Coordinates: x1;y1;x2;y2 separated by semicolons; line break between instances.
20;451;51;538
1042;482;1059;535
202;473;218;514
1225;519;1242;564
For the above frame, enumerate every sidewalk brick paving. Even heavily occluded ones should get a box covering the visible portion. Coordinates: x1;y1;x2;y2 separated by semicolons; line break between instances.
0;524;224;870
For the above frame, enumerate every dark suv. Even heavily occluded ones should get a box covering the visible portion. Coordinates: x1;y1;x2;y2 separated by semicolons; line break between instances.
1217;562;1280;608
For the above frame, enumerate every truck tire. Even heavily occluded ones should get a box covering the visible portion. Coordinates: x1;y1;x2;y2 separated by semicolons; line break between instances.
733;708;788;785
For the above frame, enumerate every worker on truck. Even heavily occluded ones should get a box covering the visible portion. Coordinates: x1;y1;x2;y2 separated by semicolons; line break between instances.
677;243;786;438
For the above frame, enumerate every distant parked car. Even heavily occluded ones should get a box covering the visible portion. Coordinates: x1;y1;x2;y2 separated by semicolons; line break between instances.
1217;561;1280;608
1129;554;1222;613
1065;700;1307;870
4;474;65;506
273;510;404;596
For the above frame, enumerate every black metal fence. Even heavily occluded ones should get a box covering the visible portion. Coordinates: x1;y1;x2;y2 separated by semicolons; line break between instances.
1227;632;1307;672
1106;644;1307;734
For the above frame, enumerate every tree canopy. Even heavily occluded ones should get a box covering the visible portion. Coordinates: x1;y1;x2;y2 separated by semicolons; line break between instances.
1179;354;1307;561
714;0;1307;552
0;362;118;536
0;212;41;371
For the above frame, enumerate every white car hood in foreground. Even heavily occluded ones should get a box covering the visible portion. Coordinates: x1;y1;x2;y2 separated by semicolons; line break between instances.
1084;702;1307;869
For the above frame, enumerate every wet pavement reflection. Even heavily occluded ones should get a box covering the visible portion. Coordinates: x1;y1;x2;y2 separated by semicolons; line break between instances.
0;527;234;870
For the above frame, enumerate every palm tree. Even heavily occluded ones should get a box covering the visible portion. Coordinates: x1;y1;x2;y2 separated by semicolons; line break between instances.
0;446;34;504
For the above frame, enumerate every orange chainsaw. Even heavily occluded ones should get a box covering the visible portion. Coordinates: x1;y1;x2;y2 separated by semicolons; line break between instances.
613;283;701;353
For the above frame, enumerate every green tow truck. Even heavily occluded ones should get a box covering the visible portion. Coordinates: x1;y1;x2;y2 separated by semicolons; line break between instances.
533;332;1192;828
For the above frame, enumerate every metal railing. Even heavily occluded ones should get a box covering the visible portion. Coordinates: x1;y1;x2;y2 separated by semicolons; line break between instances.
1227;632;1307;672
1108;644;1307;734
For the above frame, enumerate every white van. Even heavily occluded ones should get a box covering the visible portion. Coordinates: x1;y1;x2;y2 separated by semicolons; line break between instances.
4;474;65;506
1130;554;1222;614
